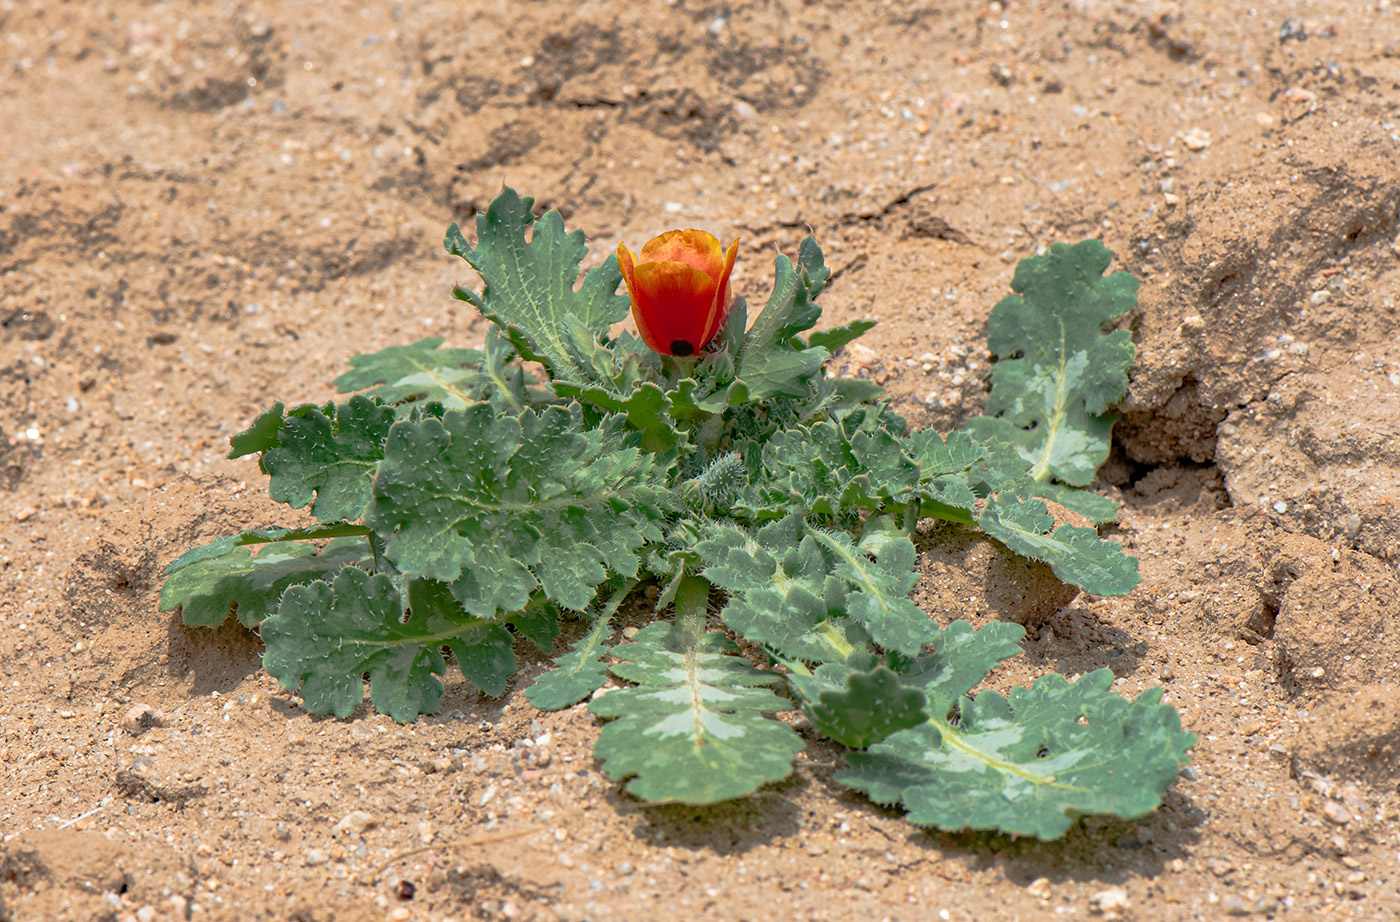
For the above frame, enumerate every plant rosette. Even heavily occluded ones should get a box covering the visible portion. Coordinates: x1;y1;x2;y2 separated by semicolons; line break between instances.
160;187;1193;838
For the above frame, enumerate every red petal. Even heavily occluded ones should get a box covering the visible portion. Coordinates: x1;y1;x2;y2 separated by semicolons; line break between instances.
631;260;718;355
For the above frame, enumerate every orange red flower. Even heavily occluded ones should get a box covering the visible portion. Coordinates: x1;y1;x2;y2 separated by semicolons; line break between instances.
617;229;739;357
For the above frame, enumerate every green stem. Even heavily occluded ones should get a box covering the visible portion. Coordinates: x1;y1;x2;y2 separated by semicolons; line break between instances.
367;531;388;573
674;574;711;645
235;523;373;546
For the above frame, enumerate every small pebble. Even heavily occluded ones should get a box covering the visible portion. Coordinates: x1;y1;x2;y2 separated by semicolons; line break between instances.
304;849;329;867
331;810;377;838
1207;858;1234;877
1179;127;1212;151
1322;801;1352;825
1027;877;1052;897
122;703;164;736
1089;886;1130;914
1221;894;1251;916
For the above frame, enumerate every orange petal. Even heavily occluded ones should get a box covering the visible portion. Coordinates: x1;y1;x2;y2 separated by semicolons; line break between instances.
638;229;725;280
698;237;741;344
616;242;639;301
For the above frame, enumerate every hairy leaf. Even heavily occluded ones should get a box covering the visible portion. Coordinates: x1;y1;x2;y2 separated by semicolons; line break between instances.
445;188;627;385
590;583;803;804
837;670;1195;838
735;238;831;399
506;594;562;653
263;570;515;722
524;613;616;711
977;495;1139;596
807;319;875;353
159;533;370;628
901;619;1027;719
805;528;937;656
524;582;632;709
334;337;488;409
790;663;927;749
965;240;1137;487
229;396;395;523
792;620;1025;748
366;404;671;615
698;517;854;664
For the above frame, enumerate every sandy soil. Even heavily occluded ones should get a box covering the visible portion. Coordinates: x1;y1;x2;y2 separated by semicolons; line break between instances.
4;1;1400;920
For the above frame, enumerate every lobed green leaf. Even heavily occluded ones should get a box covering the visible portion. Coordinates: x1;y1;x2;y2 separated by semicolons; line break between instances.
159;532;370;628
964;240;1137;489
229;396;395;523
334;337;489;409
977;495;1140;596
263;570;515;723
837;670;1195;838
366;404;672;615
445;188;627;386
590;617;803;805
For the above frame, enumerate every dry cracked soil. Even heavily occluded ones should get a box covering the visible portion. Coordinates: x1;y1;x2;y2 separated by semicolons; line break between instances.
5;1;1400;920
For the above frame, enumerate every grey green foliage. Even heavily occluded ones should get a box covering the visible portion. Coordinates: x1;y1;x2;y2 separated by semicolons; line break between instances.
159;531;370;627
977;495;1140;595
229;396;394;523
837;670;1196;838
524;582;632;710
333;337;487;409
366;404;672;615
445;187;628;385
263;569;515;722
964;240;1137;519
733;238;832;400
788;619;1025;749
589;578;804;804
164;186;1189;836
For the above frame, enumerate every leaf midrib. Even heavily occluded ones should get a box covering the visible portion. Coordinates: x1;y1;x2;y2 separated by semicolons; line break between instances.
1027;317;1068;482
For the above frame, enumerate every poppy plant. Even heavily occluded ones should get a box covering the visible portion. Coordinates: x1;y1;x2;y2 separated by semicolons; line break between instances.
617;229;739;357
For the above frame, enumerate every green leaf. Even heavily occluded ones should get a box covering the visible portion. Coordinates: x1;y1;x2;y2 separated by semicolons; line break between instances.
791;619;1025;749
698;517;854;664
836;670;1196;838
977;495;1139;596
790;663;928;749
568;382;680;452
252;396;396;523
524;607;617;711
445;188;627;385
590;578;803;804
901;620;1027;720
807;319;875;353
506;594;562;653
1023;480;1121;526
805;527;937;657
159;534;370;628
739;418;889;522
334;337;487;409
965;240;1137;486
366;404;671;615
735;238;831;399
228;403;285;458
263;570;515;722
407;577;516;697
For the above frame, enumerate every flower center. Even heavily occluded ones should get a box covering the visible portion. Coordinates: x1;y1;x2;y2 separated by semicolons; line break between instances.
670;339;695;356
